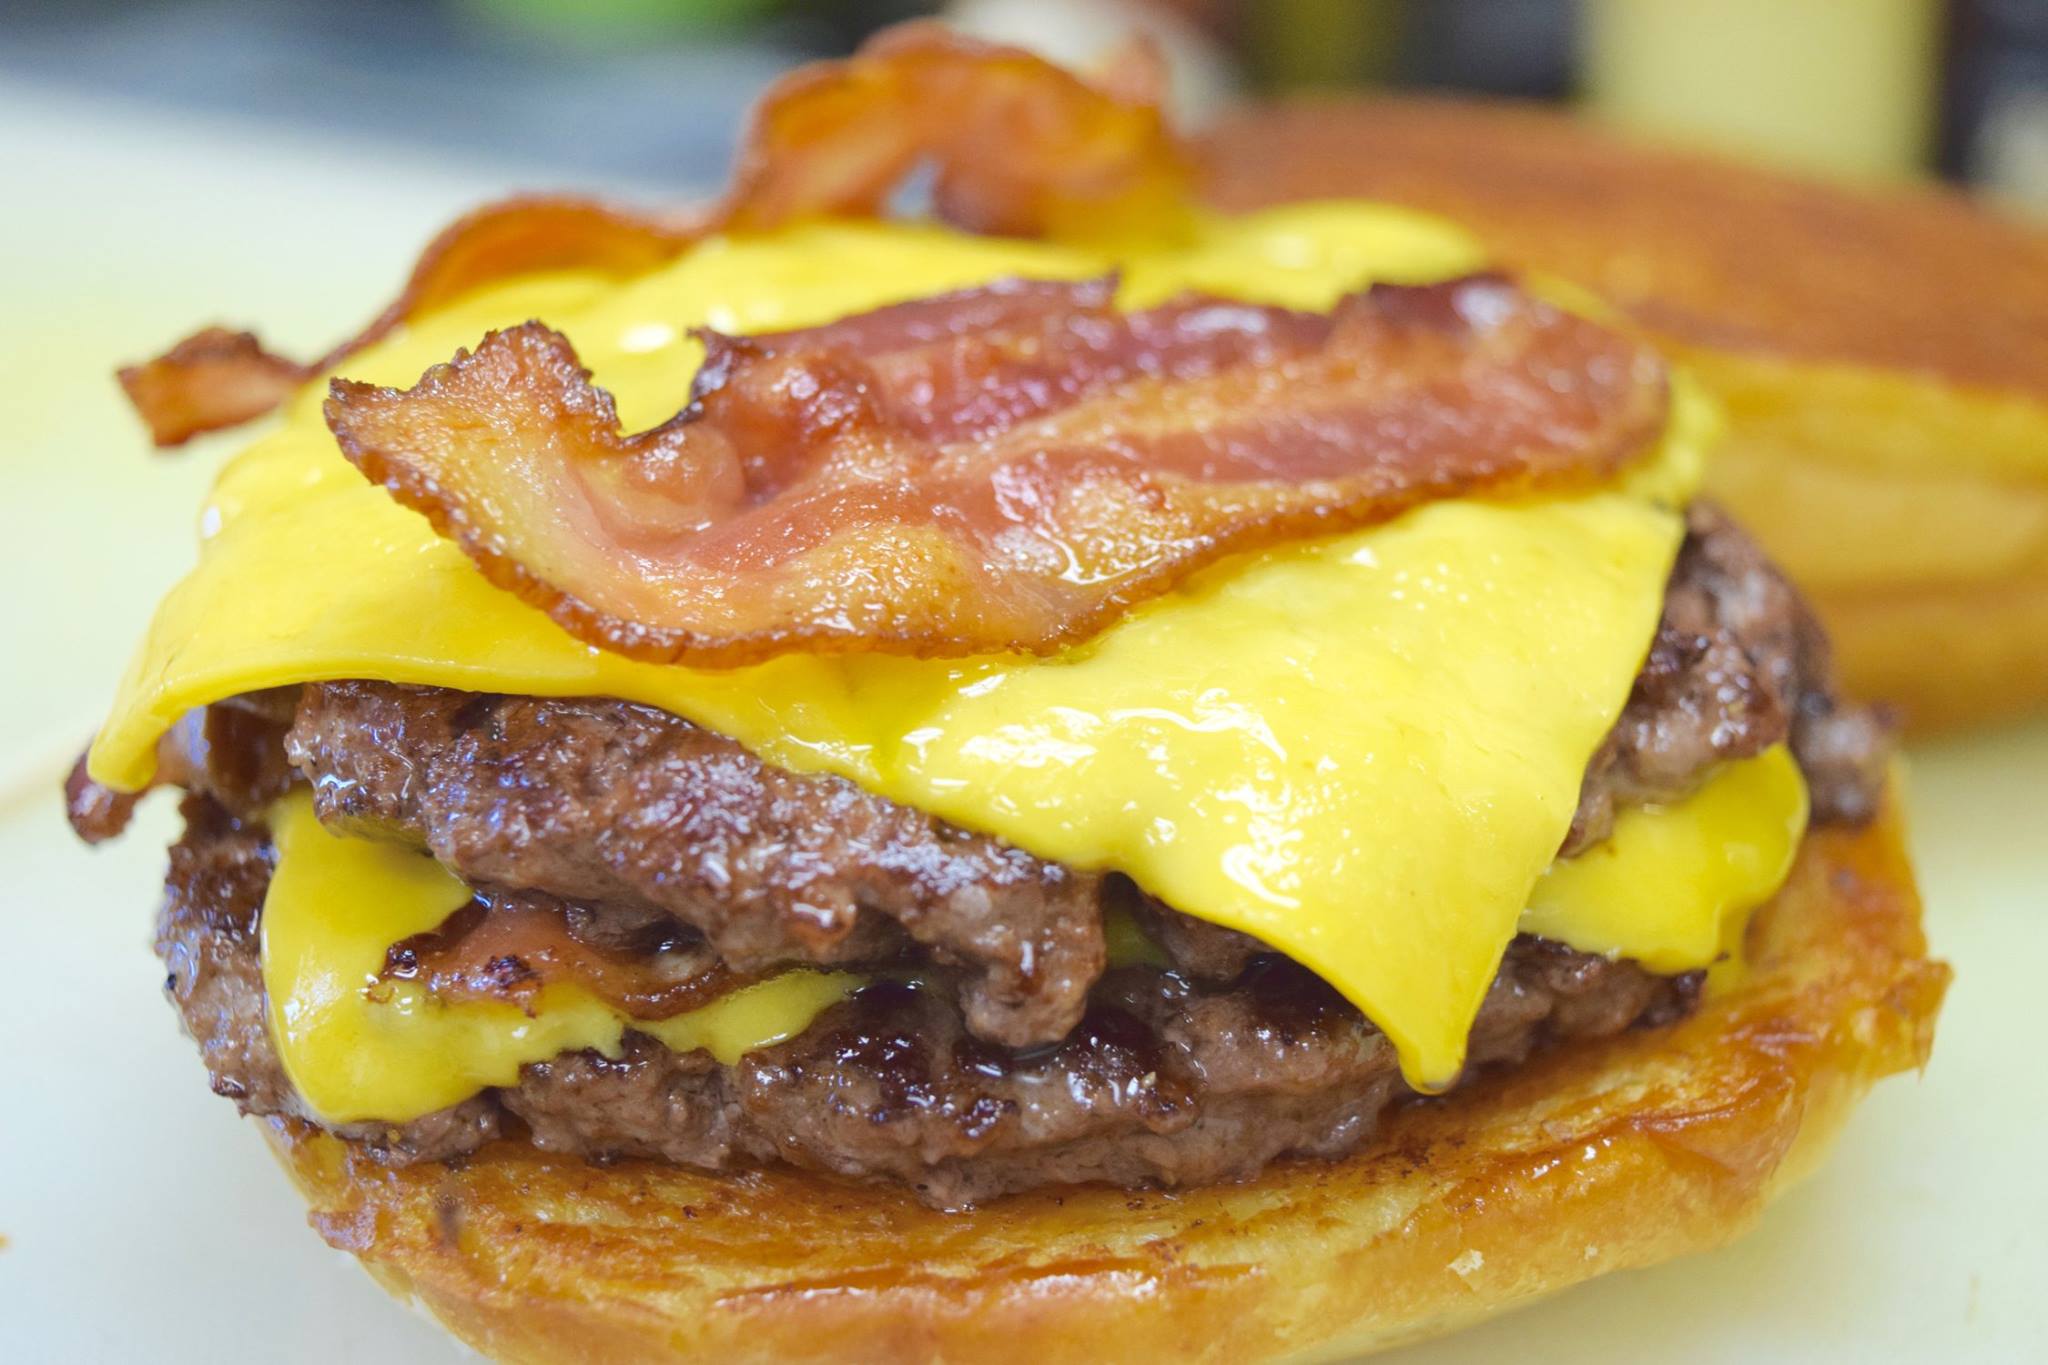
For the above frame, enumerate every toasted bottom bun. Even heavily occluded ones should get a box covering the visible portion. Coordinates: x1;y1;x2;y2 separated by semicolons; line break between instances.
265;795;1947;1364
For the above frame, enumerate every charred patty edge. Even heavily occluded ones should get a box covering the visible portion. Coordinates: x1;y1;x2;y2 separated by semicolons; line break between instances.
157;795;1699;1208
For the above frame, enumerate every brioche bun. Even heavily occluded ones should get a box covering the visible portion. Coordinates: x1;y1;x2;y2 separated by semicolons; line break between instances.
264;791;1945;1364
1200;97;2048;733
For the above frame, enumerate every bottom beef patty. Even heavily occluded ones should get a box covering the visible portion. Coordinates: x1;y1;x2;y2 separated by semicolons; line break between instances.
161;796;1697;1209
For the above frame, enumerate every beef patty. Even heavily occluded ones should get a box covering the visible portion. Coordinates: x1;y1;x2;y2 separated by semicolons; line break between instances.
159;796;1698;1209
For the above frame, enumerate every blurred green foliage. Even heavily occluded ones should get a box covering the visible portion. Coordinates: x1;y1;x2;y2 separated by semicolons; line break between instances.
463;0;788;42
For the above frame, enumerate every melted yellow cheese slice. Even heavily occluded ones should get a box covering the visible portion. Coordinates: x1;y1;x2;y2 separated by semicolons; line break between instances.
262;790;860;1122
1525;743;1808;970
92;204;1745;1089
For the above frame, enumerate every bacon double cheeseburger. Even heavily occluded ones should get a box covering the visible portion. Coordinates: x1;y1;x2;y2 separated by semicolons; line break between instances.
72;26;1948;1364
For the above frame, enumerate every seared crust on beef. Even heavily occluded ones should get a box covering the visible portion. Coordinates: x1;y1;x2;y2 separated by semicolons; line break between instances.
157;799;1695;1207
526;950;1688;1208
67;689;298;844
157;798;285;1111
1564;501;1887;851
159;797;501;1162
1678;502;1893;825
283;686;1105;1048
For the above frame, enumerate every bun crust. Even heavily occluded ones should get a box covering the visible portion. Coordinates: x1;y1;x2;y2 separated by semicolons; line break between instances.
1200;98;2048;732
267;795;1946;1364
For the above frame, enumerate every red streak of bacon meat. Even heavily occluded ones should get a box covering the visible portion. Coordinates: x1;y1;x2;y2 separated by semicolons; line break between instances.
324;273;1667;666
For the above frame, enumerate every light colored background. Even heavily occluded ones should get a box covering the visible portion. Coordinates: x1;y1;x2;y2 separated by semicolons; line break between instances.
2;80;2044;1364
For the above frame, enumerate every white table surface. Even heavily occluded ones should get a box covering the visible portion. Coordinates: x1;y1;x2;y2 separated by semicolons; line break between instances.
2;81;2042;1364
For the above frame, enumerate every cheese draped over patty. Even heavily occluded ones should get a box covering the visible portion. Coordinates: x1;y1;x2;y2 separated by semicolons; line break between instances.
261;790;862;1123
90;204;1800;1096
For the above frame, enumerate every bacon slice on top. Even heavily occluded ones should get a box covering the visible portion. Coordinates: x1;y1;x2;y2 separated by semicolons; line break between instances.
119;22;1189;446
324;273;1669;666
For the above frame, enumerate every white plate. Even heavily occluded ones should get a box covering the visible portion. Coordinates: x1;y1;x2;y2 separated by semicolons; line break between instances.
2;84;2040;1364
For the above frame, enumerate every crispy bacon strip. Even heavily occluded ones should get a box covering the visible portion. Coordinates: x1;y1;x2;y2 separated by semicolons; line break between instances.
325;273;1669;665
382;898;748;1021
120;22;1189;446
121;199;701;447
116;328;306;447
719;22;1188;238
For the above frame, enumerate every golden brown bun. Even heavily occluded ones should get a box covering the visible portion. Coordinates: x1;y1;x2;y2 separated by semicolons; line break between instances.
1201;98;2048;733
266;794;1946;1364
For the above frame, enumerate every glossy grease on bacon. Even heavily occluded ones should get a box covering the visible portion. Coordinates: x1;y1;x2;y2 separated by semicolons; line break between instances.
324;274;1667;665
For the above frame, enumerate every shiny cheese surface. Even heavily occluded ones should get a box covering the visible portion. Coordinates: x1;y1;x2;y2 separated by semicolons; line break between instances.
93;204;1728;1088
262;791;860;1122
1525;744;1808;970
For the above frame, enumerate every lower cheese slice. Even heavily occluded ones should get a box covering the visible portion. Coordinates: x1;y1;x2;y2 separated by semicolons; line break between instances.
261;790;861;1123
1525;743;1809;971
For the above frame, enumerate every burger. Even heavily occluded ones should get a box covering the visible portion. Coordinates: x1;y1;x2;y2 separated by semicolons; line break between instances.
69;25;1948;1363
